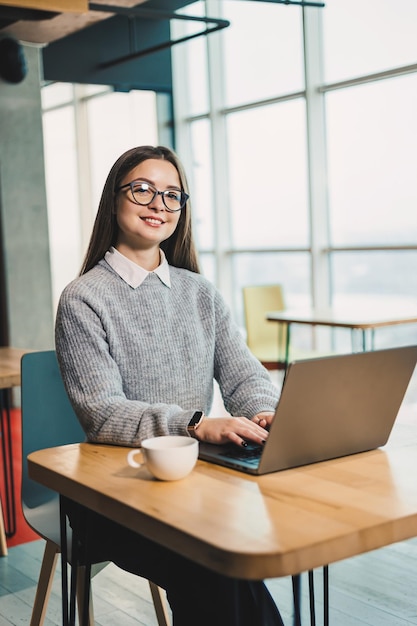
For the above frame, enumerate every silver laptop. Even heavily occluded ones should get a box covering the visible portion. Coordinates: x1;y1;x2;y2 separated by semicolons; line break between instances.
198;345;417;475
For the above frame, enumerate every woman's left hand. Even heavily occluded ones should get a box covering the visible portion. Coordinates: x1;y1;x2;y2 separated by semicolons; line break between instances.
251;411;275;430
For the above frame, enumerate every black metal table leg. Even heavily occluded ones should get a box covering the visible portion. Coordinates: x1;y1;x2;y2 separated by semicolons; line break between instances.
308;570;316;626
69;526;79;626
0;388;16;537
60;496;70;626
292;574;302;626
323;565;329;626
285;324;291;372
60;497;93;626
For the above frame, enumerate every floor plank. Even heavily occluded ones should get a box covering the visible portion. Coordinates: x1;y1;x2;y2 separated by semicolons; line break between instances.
2;536;417;625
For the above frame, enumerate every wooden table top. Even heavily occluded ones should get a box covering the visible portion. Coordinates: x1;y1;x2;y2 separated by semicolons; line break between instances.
28;426;417;580
266;309;417;330
0;347;31;389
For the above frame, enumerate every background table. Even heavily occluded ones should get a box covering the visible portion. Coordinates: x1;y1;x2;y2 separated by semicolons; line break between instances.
0;346;31;553
267;309;417;367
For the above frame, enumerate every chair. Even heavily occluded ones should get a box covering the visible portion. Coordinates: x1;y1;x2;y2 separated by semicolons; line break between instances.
21;350;170;626
243;285;288;370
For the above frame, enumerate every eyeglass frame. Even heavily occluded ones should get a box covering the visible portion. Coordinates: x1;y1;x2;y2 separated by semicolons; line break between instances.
115;179;189;213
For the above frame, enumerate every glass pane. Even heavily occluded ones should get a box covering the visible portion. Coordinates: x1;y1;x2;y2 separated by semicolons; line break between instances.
174;1;209;116
227;100;309;248
233;251;311;323
331;251;417;350
83;84;110;96
199;252;215;284
332;251;417;306
41;82;73;109
324;0;417;83
43;107;81;310
326;75;417;246
189;119;214;250
87;90;158;210
222;0;304;107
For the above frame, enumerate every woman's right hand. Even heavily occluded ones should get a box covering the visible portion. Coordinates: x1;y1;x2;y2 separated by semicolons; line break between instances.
195;416;269;448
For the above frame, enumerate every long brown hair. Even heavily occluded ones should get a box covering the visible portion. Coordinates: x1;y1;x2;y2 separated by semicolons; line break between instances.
80;146;200;275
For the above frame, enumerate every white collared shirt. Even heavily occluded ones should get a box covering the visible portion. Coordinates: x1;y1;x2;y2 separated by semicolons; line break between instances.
104;246;171;288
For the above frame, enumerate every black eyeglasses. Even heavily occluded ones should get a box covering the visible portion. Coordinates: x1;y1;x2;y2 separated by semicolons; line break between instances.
116;180;189;213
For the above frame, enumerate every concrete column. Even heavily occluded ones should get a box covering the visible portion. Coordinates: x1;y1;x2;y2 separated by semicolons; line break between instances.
0;43;54;350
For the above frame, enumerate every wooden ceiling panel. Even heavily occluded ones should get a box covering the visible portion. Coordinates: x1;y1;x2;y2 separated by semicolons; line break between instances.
0;0;148;44
0;1;87;11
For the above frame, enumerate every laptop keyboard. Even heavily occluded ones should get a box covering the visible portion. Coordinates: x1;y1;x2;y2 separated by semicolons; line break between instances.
221;443;263;467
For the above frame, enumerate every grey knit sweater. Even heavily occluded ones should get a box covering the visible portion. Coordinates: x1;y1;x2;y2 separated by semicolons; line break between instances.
55;259;280;446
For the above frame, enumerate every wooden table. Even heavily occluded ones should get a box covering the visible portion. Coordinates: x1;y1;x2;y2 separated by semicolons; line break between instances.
28;428;417;618
267;309;417;367
0;347;31;554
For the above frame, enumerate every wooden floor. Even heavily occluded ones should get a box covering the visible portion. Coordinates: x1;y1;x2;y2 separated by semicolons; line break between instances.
1;374;417;625
1;535;417;625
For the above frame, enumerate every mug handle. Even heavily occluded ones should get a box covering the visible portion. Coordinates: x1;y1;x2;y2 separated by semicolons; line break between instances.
127;448;144;468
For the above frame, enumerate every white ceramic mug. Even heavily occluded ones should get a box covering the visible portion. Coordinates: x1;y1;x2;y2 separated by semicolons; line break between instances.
127;435;199;481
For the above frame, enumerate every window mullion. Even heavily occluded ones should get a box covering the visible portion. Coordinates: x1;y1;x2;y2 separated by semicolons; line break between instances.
303;7;331;310
206;0;234;307
73;84;94;257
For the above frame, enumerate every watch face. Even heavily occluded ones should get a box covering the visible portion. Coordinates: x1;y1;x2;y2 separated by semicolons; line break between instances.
188;411;203;429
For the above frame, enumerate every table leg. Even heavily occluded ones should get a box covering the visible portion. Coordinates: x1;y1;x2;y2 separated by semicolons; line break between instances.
60;497;92;626
308;570;316;626
0;388;16;537
0;498;7;556
60;496;69;626
69;527;79;626
78;505;92;626
292;574;301;626
323;565;329;626
370;329;375;351
81;562;92;626
285;324;291;372
292;568;329;626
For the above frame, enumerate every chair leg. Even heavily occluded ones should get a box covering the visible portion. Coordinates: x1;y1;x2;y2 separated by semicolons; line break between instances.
149;581;170;626
30;540;59;626
32;539;168;626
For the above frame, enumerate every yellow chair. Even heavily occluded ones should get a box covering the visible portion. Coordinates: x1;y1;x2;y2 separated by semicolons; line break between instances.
243;285;288;370
243;285;338;372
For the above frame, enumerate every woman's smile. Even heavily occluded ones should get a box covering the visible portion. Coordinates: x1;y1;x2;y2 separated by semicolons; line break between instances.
141;215;166;227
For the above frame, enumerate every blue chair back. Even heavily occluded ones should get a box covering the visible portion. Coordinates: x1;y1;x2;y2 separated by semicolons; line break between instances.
21;350;86;510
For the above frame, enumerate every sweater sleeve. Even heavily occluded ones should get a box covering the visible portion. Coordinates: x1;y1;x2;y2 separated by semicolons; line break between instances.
55;281;197;447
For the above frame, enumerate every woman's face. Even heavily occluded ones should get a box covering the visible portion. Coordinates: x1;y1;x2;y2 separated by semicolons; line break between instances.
115;158;182;252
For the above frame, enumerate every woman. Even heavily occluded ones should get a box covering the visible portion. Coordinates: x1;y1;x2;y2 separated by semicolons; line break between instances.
55;145;284;626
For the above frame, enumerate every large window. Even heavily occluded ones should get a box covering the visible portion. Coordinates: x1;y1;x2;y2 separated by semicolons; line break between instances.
173;0;417;355
42;84;158;310
42;85;81;307
323;0;417;83
42;0;417;359
326;75;417;247
226;100;308;249
222;0;304;107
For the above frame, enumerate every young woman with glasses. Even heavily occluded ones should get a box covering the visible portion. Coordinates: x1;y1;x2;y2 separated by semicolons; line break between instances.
55;145;284;626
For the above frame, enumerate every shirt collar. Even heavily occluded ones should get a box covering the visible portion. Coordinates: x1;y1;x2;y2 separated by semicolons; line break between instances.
104;247;171;288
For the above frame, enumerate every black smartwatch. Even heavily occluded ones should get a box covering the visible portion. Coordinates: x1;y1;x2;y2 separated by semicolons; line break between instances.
187;411;204;438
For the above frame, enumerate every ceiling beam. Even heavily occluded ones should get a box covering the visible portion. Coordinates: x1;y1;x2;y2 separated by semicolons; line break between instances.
0;0;87;12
